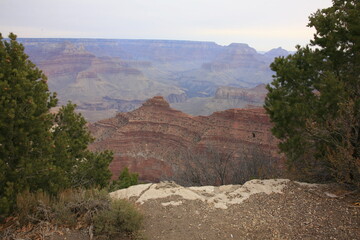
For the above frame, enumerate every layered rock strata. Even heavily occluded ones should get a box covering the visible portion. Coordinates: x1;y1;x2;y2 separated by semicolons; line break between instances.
215;84;267;103
89;96;280;181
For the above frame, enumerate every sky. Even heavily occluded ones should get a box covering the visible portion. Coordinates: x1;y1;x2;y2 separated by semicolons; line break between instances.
0;0;333;51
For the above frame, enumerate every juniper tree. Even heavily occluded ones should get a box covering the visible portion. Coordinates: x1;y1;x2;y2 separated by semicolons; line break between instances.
0;34;113;216
0;33;57;214
52;103;112;188
265;0;360;185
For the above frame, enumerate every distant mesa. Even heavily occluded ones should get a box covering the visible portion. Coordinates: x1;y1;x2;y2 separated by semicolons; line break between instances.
142;96;170;108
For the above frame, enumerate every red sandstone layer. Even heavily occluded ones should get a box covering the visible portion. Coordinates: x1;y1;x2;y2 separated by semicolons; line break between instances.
89;96;280;181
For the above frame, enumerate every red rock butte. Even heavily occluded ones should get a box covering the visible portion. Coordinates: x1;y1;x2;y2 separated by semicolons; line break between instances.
89;96;281;182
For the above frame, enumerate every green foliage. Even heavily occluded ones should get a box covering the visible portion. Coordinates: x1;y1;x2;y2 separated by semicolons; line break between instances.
52;103;112;189
0;33;57;215
0;34;113;217
93;199;143;239
265;0;360;185
110;167;139;191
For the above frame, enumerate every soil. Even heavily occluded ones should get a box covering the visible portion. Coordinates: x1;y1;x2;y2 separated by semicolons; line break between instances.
1;180;359;240
138;181;360;240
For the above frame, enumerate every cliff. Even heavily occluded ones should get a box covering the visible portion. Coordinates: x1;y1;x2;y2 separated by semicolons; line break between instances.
215;84;267;103
202;43;266;70
19;38;290;122
32;41;184;115
89;96;280;182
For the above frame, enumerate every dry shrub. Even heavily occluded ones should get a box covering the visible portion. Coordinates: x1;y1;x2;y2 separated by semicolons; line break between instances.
55;188;110;225
16;190;52;224
305;100;360;186
10;188;144;239
172;144;282;186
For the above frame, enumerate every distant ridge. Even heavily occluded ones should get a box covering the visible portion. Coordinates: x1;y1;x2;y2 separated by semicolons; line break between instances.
18;38;289;121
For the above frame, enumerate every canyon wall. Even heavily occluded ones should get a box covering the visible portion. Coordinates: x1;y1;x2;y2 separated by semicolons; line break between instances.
89;96;280;182
19;38;289;121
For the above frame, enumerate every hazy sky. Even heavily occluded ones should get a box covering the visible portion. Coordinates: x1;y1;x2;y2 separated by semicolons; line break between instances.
1;0;332;51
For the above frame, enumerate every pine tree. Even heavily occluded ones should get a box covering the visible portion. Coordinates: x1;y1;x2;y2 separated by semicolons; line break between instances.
0;34;113;216
0;33;57;214
109;167;139;191
52;102;112;188
265;0;360;184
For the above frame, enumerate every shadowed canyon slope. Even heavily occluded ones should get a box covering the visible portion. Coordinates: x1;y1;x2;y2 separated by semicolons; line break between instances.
20;38;289;121
171;84;267;116
89;96;281;182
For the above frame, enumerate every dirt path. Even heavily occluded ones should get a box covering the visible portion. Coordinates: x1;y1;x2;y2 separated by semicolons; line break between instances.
112;180;360;240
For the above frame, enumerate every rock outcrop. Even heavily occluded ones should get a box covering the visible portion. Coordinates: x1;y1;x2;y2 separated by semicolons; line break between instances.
110;180;360;240
202;43;266;70
89;96;280;181
110;179;291;209
215;84;267;103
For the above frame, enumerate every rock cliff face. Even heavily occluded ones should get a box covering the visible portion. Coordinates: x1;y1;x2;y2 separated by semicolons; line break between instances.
215;84;267;103
176;43;281;96
202;43;267;70
165;93;188;103
89;96;280;182
31;41;185;117
170;84;267;116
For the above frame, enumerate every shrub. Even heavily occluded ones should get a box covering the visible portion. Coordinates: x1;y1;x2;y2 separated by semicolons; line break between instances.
94;199;143;238
5;188;144;239
16;189;53;224
53;188;110;226
109;167;139;191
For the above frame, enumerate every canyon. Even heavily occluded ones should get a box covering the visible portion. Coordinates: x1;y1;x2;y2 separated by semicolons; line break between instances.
89;96;282;183
19;38;289;121
19;38;286;183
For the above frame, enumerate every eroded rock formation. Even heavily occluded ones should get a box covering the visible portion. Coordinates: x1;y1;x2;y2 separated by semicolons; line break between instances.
215;84;267;103
89;96;280;182
20;38;290;121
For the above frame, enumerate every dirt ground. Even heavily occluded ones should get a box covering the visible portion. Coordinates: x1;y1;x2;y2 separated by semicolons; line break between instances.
1;180;360;240
138;181;360;240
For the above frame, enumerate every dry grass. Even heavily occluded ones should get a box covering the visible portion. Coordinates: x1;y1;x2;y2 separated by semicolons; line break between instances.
0;188;144;240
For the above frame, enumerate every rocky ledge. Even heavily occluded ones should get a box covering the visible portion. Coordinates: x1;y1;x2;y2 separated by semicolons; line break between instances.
110;179;360;240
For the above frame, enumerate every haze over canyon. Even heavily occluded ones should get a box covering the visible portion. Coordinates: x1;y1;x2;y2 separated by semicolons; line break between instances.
19;38;289;121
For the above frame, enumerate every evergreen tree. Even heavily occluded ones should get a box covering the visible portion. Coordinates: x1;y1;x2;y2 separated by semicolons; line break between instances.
0;33;57;214
109;167;139;191
52;103;112;188
0;34;113;216
265;0;360;185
